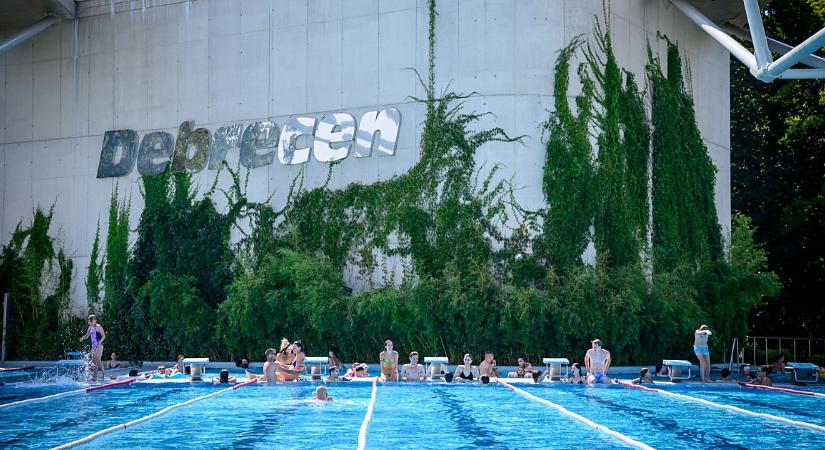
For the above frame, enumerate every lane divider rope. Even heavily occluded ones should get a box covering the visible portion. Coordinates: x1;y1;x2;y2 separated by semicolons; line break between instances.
616;380;825;433
356;377;379;450
2;376;143;410
496;379;655;450
0;386;88;410
52;379;258;450
737;381;825;398
85;378;137;392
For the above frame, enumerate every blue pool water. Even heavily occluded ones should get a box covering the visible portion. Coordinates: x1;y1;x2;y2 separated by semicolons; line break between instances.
0;378;823;449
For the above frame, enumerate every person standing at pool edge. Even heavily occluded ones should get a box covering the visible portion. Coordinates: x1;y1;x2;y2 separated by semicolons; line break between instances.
80;315;106;382
584;339;612;384
694;325;712;383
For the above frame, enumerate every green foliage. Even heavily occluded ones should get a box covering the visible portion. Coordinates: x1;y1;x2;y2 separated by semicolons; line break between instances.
540;38;595;271
587;15;650;269
86;219;102;315
137;272;211;358
731;0;825;336
0;206;76;359
101;187;131;354
648;37;723;274
217;249;346;359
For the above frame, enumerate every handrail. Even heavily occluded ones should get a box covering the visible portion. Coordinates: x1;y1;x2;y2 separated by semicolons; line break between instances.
744;336;825;366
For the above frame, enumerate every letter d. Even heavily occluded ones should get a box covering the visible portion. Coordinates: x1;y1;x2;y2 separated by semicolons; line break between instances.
97;130;138;178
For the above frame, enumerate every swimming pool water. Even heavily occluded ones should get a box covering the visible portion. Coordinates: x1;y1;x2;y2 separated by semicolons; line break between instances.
1;380;822;449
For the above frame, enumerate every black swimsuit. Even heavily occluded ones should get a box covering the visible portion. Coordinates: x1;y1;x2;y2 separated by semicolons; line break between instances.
458;370;474;381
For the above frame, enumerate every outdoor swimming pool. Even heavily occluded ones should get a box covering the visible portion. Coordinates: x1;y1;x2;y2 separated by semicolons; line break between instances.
1;376;823;449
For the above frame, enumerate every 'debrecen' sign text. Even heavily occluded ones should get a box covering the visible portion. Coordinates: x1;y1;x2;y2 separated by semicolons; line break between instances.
97;108;402;178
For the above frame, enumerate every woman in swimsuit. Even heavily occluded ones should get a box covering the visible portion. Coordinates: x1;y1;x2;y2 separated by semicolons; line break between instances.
80;315;106;382
568;363;584;384
400;351;426;381
379;340;399;381
275;340;306;381
694;325;712;383
631;368;654;385
453;353;480;382
274;338;293;381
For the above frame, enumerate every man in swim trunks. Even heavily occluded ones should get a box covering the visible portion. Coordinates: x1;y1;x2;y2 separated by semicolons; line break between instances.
584;339;612;384
400;351;426;381
694;325;712;383
79;315;106;382
479;351;499;378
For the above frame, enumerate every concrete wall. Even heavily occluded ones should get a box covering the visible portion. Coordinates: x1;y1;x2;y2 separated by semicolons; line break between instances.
0;0;731;313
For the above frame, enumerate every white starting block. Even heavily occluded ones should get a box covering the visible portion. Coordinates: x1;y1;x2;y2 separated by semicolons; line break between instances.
542;358;570;380
57;351;86;367
424;356;449;379
786;362;819;384
182;358;209;381
304;356;329;378
662;359;692;381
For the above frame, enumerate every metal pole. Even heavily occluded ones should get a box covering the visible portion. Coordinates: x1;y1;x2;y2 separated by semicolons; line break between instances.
670;0;758;70
793;340;797;361
767;27;825;78
765;337;769;366
0;16;61;56
742;0;773;70
721;24;825;69
753;337;756;366
2;293;8;363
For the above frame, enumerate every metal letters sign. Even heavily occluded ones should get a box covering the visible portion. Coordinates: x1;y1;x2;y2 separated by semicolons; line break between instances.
96;108;402;178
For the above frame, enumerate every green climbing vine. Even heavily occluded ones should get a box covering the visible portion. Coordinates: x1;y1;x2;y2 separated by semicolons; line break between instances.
648;35;723;274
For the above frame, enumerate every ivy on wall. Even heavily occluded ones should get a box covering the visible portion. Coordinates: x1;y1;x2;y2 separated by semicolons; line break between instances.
0;1;783;365
648;36;723;274
0;207;79;359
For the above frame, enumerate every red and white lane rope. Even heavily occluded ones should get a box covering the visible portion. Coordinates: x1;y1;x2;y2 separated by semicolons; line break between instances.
357;377;379;450
617;380;825;433
52;379;258;450
497;379;655;450
737;381;825;398
1;377;139;410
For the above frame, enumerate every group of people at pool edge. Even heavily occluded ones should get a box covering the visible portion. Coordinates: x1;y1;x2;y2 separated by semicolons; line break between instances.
81;315;781;387
238;338;604;385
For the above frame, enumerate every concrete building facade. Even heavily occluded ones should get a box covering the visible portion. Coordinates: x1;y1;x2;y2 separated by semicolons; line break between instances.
0;0;731;313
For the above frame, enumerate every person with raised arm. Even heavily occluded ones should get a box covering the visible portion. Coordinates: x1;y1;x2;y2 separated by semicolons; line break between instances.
694;325;713;383
584;339;613;385
79;315;107;382
274;340;306;381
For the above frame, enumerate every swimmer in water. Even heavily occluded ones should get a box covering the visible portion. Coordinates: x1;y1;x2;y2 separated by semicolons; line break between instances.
274;340;306;381
631;368;654;385
453;353;480;383
314;385;332;401
400;351;426;381
79;315;106;382
248;348;278;383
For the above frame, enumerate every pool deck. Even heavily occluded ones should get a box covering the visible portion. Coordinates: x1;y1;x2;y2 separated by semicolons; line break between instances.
2;361;823;390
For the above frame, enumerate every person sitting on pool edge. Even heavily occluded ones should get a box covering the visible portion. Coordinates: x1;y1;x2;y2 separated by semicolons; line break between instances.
451;353;480;383
248;348;278;383
479;351;499;379
400;351;426;381
584;339;613;384
379;340;400;381
274;340;306;381
631;368;654;385
313;386;333;401
213;369;237;384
